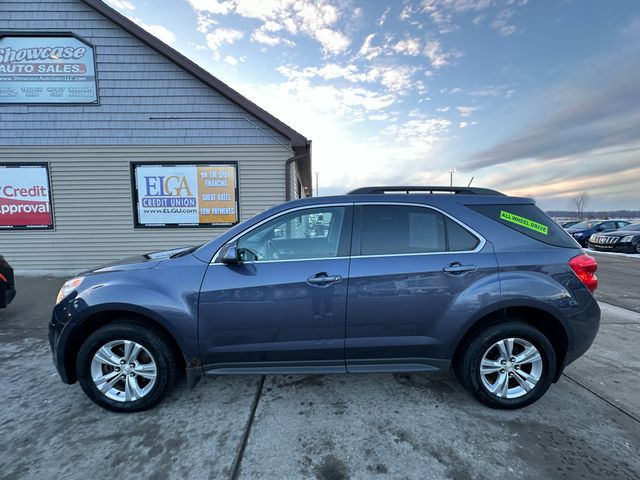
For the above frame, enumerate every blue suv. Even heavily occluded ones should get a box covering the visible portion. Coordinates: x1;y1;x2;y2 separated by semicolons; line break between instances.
49;186;601;412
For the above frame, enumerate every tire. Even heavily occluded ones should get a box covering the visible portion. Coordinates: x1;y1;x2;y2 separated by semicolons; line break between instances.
455;320;556;409
76;320;178;412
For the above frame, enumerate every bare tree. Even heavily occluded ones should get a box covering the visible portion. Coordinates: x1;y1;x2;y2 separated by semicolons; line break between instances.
571;192;589;220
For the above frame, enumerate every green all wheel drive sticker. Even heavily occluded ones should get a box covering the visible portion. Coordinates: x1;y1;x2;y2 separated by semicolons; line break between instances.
500;210;549;235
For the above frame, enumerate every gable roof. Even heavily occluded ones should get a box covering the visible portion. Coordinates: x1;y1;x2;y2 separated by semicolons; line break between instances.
79;0;311;193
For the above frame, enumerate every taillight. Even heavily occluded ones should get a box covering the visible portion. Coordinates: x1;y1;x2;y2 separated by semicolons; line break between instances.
0;273;6;282
569;253;598;293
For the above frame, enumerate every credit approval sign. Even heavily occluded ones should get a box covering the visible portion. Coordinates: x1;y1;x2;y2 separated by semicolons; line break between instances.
0;164;54;229
132;163;239;227
0;35;98;104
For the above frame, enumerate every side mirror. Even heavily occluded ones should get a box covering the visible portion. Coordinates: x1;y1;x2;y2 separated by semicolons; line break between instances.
219;244;239;264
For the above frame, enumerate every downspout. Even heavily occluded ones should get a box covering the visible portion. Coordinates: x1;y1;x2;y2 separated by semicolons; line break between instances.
285;152;308;201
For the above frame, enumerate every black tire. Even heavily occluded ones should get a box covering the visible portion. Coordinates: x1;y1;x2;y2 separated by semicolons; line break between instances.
455;320;556;409
76;320;178;412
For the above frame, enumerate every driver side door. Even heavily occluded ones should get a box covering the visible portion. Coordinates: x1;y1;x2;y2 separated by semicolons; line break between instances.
198;204;353;374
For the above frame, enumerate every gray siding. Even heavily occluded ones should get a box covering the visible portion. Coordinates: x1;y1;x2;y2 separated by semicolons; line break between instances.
0;145;291;274
0;0;289;146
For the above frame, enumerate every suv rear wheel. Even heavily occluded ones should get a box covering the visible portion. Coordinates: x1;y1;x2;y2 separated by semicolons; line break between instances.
456;321;556;409
76;320;178;412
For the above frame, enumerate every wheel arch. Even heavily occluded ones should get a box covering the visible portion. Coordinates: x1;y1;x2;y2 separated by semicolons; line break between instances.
62;308;187;384
453;305;569;382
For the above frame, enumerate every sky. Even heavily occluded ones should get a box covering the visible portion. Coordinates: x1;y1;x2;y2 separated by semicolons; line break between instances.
106;0;640;210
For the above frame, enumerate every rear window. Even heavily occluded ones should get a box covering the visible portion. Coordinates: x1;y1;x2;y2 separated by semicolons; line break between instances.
469;204;577;248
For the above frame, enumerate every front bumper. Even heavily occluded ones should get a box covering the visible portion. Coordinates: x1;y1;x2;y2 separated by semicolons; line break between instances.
48;307;78;384
589;242;637;253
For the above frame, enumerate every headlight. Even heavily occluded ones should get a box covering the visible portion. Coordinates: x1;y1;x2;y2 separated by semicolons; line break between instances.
56;277;84;304
622;235;636;243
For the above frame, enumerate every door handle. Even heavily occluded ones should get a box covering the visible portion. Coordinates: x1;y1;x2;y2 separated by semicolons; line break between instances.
443;263;477;275
307;273;342;286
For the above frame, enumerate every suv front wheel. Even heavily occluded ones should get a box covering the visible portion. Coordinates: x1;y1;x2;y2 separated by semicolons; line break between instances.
456;321;556;409
76;320;178;412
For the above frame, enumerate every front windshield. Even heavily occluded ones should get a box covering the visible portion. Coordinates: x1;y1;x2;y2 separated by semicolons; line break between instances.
571;221;598;229
624;223;640;231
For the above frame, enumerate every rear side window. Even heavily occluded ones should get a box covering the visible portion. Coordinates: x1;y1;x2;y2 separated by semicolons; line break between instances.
469;204;577;248
358;205;480;255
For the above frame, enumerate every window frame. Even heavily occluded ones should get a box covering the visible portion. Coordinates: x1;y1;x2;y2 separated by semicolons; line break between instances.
212;203;354;264
351;202;485;257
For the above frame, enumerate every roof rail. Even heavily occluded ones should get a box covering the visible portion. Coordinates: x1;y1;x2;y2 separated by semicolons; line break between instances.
347;186;504;195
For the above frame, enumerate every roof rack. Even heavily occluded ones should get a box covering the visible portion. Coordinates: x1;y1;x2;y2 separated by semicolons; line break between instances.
347;186;503;195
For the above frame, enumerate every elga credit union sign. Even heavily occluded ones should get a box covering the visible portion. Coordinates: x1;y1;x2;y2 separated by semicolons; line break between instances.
0;35;97;104
0;164;54;229
132;163;239;227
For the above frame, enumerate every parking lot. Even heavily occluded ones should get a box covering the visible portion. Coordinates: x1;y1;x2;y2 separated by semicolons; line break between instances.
1;253;639;480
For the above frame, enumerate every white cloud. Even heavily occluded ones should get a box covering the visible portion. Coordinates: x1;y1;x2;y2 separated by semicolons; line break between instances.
358;33;383;60
188;0;350;55
187;0;234;15
377;6;391;26
131;18;176;44
423;40;459;68
459;121;468;128
491;9;518;36
393;38;422;56
251;29;295;47
105;0;135;11
196;14;218;34
436;106;450;112
205;28;244;56
224;55;238;65
456;106;476;117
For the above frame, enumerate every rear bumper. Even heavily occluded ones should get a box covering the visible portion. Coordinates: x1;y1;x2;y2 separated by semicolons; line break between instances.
559;297;601;376
1;285;16;308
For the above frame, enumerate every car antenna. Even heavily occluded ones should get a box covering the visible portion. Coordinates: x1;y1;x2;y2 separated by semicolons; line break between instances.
467;176;474;187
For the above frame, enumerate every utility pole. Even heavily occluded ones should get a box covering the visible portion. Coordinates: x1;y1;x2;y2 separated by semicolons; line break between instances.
314;172;320;196
448;168;456;187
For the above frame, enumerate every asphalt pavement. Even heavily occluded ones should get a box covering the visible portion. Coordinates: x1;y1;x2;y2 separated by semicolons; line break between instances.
1;255;639;480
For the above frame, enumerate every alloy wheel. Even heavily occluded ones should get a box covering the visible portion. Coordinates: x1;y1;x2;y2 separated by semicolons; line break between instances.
479;337;543;399
90;339;157;402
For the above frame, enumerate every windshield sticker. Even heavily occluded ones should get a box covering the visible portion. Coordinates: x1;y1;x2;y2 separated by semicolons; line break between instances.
500;210;549;235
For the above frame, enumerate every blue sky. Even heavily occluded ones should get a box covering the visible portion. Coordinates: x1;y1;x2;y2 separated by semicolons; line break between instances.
107;0;640;210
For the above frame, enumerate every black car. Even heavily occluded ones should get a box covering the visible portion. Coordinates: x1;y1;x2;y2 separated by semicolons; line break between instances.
561;220;580;228
566;219;631;247
0;255;16;308
588;223;640;253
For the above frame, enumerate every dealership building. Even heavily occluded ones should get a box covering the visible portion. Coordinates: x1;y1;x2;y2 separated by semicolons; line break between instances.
0;0;312;274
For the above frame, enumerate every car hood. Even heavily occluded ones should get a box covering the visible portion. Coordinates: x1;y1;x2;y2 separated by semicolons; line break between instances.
83;246;194;274
597;230;640;238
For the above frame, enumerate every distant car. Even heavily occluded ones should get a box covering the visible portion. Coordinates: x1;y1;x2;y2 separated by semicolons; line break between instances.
561;221;580;228
566;220;631;247
0;255;16;308
588;223;640;254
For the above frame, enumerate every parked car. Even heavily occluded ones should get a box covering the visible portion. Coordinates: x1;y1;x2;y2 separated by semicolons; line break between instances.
566;219;631;247
588;223;640;254
50;186;600;412
0;255;16;308
561;220;580;228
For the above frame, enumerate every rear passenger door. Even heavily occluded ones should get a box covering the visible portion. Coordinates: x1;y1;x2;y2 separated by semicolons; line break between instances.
345;203;498;372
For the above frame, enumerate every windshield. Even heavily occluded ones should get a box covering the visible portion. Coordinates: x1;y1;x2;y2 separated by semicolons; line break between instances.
623;223;640;231
571;221;598;229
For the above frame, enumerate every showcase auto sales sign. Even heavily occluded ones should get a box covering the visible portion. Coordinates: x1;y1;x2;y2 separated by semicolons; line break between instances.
0;165;53;228
0;35;97;104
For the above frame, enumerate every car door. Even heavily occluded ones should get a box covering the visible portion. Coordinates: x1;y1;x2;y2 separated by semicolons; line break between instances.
198;204;352;374
345;203;498;372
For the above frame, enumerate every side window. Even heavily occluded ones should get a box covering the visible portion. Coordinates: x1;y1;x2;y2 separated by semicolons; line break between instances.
600;222;615;231
446;217;480;251
237;206;348;261
358;205;478;255
617;221;628;229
